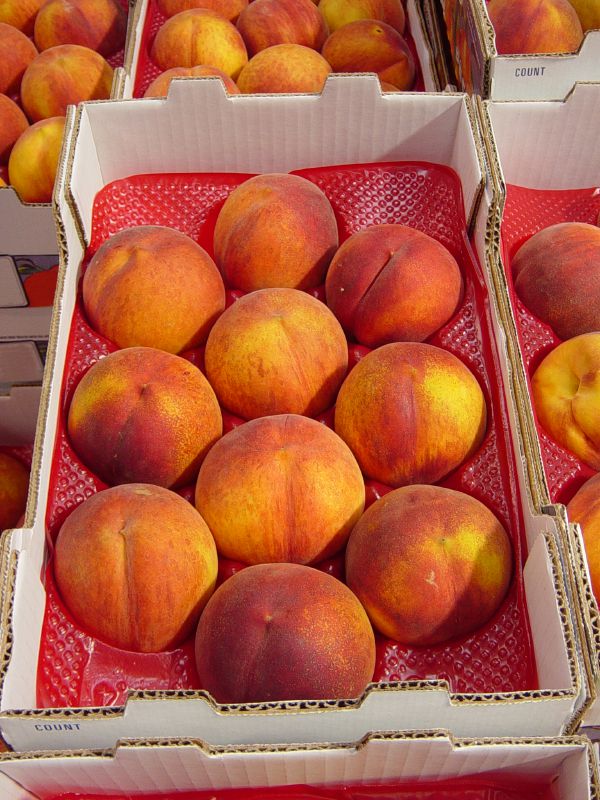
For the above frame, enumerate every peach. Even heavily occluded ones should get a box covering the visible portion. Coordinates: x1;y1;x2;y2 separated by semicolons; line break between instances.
567;473;600;604
335;342;487;487
532;332;600;470
204;288;348;420
0;177;6;187
195;563;375;702
513;222;600;340
157;0;248;21
213;173;338;291
54;483;218;652
33;0;127;57
321;19;416;90
236;43;331;93
195;414;365;564
237;0;329;57
346;485;512;646
67;347;222;488
20;44;113;122
8;116;65;203
325;224;463;346
143;65;240;97
569;0;600;31
487;0;583;54
0;23;38;96
0;453;29;530
82;225;226;353
0;95;29;164
150;9;248;78
318;0;405;33
0;0;46;35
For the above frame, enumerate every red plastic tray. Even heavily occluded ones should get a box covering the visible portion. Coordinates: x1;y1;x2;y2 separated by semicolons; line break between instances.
499;185;600;507
37;161;537;709
47;774;558;800
132;0;425;98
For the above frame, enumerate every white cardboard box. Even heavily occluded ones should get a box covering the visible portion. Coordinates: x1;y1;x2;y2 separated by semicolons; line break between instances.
441;0;600;100
479;82;600;727
119;0;447;99
0;733;597;799
0;77;590;750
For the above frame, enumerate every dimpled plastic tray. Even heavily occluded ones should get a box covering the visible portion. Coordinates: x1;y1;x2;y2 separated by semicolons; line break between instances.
131;0;426;98
37;162;537;709
48;775;558;800
499;185;600;508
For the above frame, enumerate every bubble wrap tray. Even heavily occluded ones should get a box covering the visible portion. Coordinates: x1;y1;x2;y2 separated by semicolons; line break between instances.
37;162;537;709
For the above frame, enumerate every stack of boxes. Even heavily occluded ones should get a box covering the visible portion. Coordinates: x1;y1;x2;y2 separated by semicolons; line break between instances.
1;1;600;797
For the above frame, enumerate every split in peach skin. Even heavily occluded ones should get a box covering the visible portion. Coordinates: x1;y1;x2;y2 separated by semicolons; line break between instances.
325;223;463;346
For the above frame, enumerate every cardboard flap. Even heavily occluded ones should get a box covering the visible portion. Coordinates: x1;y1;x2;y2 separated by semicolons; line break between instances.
0;191;58;257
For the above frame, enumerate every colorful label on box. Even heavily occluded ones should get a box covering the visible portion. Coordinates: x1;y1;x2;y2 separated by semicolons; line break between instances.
442;0;485;94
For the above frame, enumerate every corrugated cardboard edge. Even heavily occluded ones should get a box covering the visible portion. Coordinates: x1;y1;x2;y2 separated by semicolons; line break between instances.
420;0;455;89
0;730;595;760
413;0;445;91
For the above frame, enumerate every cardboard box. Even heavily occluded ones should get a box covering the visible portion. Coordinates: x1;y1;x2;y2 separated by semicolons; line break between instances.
441;0;600;99
0;78;590;751
478;82;600;727
119;0;449;99
0;733;597;798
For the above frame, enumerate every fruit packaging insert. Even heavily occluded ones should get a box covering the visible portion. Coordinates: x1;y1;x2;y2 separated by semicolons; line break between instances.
35;154;539;708
0;737;591;800
129;0;428;100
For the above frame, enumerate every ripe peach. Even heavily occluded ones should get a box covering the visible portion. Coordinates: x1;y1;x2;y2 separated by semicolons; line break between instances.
532;332;600;470
0;0;46;35
195;414;364;565
157;0;248;21
67;347;223;488
487;0;583;54
318;0;405;33
237;0;329;57
204;288;348;420
82;225;226;353
346;485;512;646
567;473;600;604
513;222;600;340
0;177;6;187
150;9;248;78
325;224;463;346
195;563;375;702
213;173;338;291
54;483;218;652
236;43;331;93
569;0;600;31
20;44;113;122
0;95;29;164
0;453;29;530
143;65;240;97
33;0;127;57
321;19;416;90
0;23;38;96
334;342;487;487
8;116;65;203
